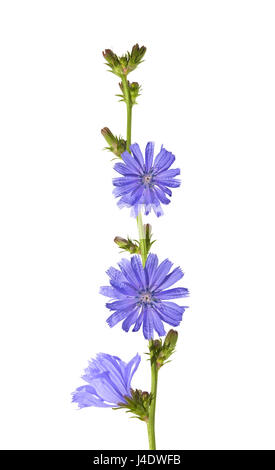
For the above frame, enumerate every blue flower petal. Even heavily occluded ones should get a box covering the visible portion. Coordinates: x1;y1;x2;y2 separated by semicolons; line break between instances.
156;266;184;291
145;253;159;285
72;385;110;408
106;298;137;311
110;280;137;297
145;142;154;172
152;199;164;217
113;162;137;176
106;310;129;327
132;309;144;332
118;258;141;290
130;143;145;169
150;259;173;290
100;286;120;298
157;168;180;178
113;181;143;197
151;310;166;336
154;148;175;173
125;353;141;391
154;178;181;188
157;287;189;300
159;301;186;320
113;176;138;187
121;150;142;172
153;186;171;205
106;266;124;283
122;308;140;332
131;255;146;289
155;182;172;197
143;306;154;339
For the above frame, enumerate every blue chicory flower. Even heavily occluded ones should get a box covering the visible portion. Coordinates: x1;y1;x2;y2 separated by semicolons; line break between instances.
113;142;180;217
100;254;188;339
72;353;141;408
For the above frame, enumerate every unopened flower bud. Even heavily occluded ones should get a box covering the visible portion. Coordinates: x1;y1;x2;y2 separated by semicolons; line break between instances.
149;338;162;365
152;339;162;350
114;236;140;254
129;82;141;104
114;236;128;248
101;127;126;158
149;330;179;370
101;127;115;147
102;49;122;77
141;391;150;401
127;44;147;74
163;329;178;351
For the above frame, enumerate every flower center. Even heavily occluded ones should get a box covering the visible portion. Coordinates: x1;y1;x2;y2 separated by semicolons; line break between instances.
139;290;153;304
142;173;153;186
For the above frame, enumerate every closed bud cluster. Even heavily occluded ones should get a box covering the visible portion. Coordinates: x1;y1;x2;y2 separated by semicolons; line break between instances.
118;81;142;105
149;330;179;370
101;127;126;158
103;44;146;78
114;236;140;254
116;388;152;422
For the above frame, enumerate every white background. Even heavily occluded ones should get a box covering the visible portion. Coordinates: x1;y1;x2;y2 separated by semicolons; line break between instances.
0;0;275;450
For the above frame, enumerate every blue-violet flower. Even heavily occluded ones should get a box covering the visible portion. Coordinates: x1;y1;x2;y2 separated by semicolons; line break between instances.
100;254;188;339
113;142;180;217
72;353;141;408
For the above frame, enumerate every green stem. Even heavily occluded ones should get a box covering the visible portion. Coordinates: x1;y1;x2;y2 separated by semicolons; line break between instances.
147;340;158;450
121;75;147;267
121;75;132;151
137;212;147;267
121;72;156;450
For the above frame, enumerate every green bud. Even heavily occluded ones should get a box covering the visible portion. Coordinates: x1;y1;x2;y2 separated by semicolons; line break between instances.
115;388;152;422
101;127;126;158
127;44;147;74
163;329;178;351
101;127;115;147
148;339;162;365
152;339;162;350
114;236;140;254
157;330;178;369
129;82;141;105
149;330;179;370
102;49;123;77
117;81;142;105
